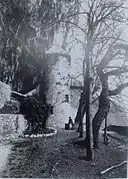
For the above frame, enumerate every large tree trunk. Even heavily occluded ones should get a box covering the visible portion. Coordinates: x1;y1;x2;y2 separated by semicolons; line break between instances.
92;73;110;148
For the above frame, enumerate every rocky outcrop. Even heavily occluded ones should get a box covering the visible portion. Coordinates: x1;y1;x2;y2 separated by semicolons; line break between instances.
0;114;26;141
0;81;11;109
0;100;20;114
0;81;26;140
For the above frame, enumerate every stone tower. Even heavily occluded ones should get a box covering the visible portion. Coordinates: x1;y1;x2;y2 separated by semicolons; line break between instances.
46;52;71;128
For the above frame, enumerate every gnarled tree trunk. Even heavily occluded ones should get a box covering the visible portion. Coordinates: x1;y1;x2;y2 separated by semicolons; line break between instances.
92;73;110;148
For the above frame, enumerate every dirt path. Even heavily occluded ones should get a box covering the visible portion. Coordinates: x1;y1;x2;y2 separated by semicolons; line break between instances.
1;130;127;178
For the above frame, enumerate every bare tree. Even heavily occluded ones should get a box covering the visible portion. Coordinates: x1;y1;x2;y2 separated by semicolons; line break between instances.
70;0;128;147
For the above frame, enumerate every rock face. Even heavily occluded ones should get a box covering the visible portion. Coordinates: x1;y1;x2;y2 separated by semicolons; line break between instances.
0;81;26;139
0;81;11;109
0;100;20;114
0;114;26;141
46;54;71;128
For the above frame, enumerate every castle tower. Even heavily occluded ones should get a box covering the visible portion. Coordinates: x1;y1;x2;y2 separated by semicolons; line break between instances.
46;53;71;128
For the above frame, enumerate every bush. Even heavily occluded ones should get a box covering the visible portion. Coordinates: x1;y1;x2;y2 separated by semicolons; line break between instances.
20;94;49;134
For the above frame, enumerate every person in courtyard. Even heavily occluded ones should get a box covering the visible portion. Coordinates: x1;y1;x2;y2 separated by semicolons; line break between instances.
68;116;75;130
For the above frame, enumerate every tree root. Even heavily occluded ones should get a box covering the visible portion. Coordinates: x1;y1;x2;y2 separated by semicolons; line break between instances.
50;161;59;175
107;133;126;143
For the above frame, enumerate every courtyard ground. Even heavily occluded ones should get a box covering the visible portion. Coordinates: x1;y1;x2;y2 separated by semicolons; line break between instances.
0;129;127;178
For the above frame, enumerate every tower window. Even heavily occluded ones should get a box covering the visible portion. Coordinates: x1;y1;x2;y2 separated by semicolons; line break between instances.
65;94;69;102
50;106;54;115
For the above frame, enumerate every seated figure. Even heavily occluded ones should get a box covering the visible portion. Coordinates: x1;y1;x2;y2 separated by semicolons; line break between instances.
68;117;75;130
65;117;75;130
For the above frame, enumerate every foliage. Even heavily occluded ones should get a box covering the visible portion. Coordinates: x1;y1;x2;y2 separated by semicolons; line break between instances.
0;0;80;92
0;0;35;90
20;94;49;134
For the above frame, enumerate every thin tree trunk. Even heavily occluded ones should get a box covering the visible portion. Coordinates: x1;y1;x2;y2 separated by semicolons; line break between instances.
75;95;83;125
92;73;110;148
75;76;87;125
75;92;85;124
75;91;86;137
103;116;109;145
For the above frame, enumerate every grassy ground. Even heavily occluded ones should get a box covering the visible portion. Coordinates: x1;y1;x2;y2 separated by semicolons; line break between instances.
1;130;127;178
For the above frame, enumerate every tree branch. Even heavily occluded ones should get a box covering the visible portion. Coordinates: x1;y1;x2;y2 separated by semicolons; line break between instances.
95;2;123;27
105;67;128;76
100;161;127;175
96;40;121;73
109;82;128;96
